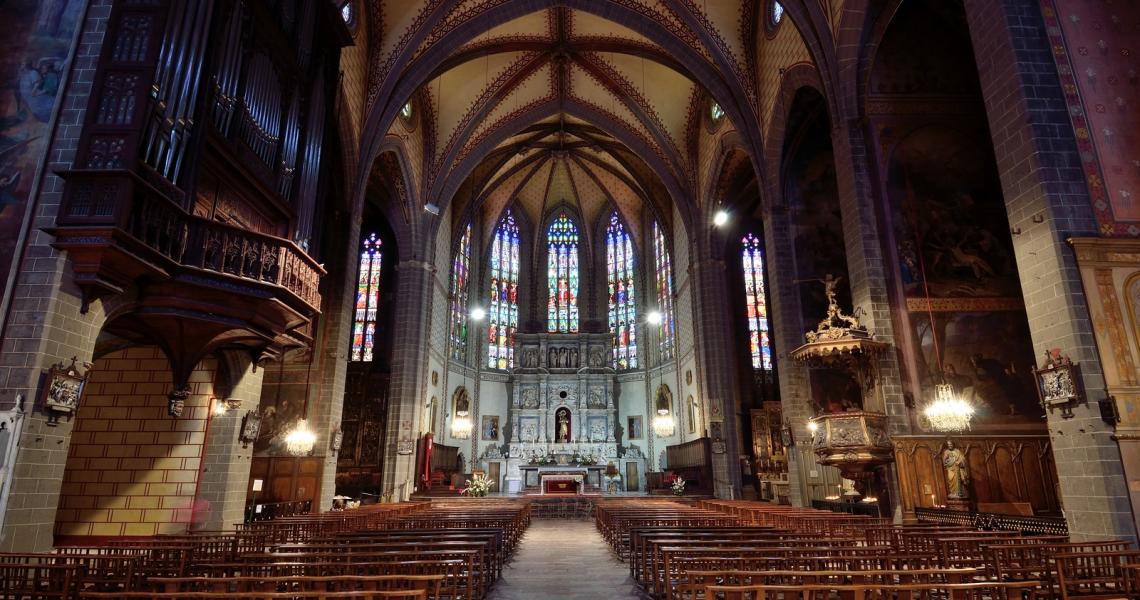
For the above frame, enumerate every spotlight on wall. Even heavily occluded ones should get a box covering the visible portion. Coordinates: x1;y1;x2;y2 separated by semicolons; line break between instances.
646;310;663;325
470;307;486;321
713;209;729;227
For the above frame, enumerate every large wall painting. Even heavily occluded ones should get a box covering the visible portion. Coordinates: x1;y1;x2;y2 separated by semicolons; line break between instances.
882;124;1043;429
0;0;85;311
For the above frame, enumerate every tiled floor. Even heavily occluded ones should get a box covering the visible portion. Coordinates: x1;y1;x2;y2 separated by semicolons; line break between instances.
488;518;644;599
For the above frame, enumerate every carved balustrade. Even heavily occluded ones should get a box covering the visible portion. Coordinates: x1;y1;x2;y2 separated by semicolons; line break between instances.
52;169;323;313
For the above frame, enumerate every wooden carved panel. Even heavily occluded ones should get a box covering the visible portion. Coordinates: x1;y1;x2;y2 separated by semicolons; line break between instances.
893;435;1060;522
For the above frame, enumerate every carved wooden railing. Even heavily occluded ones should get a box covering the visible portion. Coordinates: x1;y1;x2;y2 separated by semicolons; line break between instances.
915;507;1068;536
56;169;322;312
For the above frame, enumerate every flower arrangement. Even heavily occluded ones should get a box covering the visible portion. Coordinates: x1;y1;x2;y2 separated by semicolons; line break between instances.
527;451;556;465
665;472;686;496
671;476;686;496
571;450;598;465
461;473;495;497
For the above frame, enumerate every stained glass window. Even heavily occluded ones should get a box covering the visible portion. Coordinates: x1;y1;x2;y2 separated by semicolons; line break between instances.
400;101;412;120
488;211;520;369
448;224;472;362
350;232;382;362
607;212;637;369
653;221;676;361
771;1;785;26
742;232;773;370
546;212;579;333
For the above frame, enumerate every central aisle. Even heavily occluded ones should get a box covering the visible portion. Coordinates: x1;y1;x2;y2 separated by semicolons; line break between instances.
488;518;643;599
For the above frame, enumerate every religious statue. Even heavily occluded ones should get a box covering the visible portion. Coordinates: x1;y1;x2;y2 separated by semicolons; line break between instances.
797;273;867;343
557;410;571;443
523;348;538;368
588;346;604;367
942;440;970;499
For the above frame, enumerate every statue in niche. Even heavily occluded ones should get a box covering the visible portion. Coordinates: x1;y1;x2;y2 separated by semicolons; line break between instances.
521;422;537;442
588;346;604;367
571;348;579;367
942;440;970;499
523;348;538;368
559;348;569;368
548;347;557;368
556;408;571;443
588;389;604;408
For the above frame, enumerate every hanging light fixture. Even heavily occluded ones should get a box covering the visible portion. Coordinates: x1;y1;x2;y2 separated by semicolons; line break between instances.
924;383;975;432
451;413;473;439
653;384;674;437
653;409;675;437
285;419;317;455
284;350;317;456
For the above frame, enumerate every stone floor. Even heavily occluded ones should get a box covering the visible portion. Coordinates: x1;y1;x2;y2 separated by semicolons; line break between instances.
488;518;644;599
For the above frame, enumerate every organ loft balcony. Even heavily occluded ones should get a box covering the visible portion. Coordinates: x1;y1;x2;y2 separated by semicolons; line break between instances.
48;168;324;371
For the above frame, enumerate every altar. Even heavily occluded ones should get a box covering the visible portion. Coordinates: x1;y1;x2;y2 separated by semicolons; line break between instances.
540;471;585;495
521;465;605;492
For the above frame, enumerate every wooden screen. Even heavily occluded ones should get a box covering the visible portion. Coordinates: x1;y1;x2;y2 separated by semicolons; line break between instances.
893;435;1060;521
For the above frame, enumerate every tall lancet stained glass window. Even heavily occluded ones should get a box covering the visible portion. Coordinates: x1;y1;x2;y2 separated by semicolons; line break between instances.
351;232;383;361
448;224;472;361
653;221;676;360
741;232;773;369
546;212;579;333
488;211;520;369
607;212;637;369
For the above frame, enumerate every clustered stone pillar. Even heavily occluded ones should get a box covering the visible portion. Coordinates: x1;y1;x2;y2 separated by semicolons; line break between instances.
964;0;1135;540
380;259;435;501
688;252;743;498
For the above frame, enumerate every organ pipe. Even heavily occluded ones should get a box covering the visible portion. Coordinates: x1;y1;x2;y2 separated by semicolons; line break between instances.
210;1;243;134
142;0;216;184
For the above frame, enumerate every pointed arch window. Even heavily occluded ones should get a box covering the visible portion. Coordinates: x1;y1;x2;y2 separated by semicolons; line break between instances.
449;223;472;361
607;212;637;369
547;212;580;333
653;221;676;360
742;232;773;370
350;232;382;362
488;211;520;369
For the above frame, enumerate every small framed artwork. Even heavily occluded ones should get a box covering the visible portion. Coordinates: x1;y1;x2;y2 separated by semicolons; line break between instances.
481;415;499;440
1034;350;1084;419
239;411;262;446
627;416;643;440
42;359;89;426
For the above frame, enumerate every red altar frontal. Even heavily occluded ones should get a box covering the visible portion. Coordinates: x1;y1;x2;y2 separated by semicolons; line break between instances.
543;479;578;495
539;471;585;495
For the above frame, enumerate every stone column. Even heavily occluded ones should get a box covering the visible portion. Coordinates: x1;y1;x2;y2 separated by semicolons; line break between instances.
761;193;814;507
964;0;1135;540
829;121;907;428
193;352;263;531
688;255;743;498
380;260;435;500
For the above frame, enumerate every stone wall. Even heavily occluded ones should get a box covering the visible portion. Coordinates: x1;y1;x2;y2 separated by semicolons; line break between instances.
55;348;213;538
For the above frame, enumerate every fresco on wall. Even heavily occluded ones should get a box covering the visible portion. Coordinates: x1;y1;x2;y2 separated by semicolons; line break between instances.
1042;0;1140;230
0;0;84;302
913;311;1043;425
888;126;1020;298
